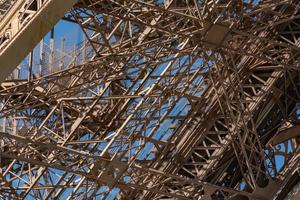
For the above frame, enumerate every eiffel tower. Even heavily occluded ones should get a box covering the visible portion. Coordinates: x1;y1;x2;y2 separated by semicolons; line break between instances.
1;1;300;199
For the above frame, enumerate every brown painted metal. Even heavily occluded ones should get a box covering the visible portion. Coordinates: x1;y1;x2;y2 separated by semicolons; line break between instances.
1;0;300;199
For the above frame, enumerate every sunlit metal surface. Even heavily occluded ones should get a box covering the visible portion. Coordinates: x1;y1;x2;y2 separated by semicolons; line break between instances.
1;0;300;199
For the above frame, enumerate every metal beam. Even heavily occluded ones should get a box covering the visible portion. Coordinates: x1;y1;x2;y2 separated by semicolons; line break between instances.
0;0;77;82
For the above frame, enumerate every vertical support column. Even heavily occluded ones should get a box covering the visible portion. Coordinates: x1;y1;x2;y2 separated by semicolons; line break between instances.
13;65;20;79
39;38;45;76
28;50;33;81
49;28;55;73
1;102;5;133
59;37;65;70
12;115;16;135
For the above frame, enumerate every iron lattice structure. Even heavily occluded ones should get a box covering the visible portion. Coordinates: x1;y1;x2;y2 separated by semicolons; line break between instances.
1;0;300;199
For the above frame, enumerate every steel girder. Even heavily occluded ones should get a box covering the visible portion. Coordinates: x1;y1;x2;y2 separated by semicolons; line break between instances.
1;0;300;200
0;0;77;82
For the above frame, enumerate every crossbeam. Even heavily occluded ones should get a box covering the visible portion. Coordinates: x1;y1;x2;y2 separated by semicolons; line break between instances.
0;0;77;83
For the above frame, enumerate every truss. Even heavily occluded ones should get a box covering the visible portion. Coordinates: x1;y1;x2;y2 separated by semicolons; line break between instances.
1;0;300;199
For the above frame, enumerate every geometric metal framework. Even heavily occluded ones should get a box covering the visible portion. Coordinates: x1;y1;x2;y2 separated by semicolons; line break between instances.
0;0;77;82
1;0;300;199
